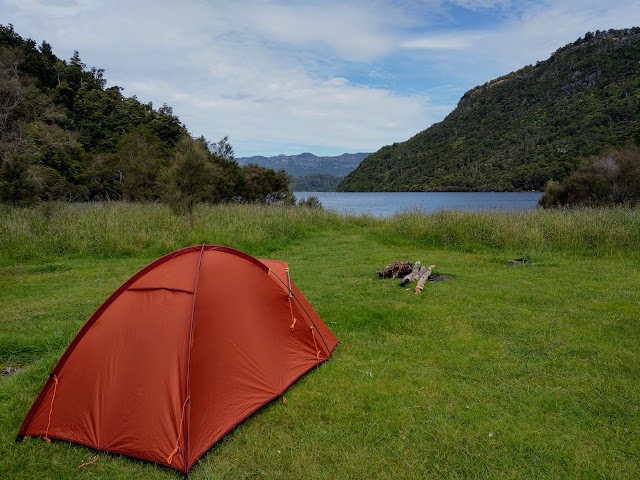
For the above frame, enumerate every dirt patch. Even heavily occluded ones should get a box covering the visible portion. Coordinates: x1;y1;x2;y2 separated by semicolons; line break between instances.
1;366;20;378
508;258;534;265
429;274;456;282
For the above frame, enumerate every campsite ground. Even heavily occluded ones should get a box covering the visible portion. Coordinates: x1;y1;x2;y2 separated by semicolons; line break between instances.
1;203;639;479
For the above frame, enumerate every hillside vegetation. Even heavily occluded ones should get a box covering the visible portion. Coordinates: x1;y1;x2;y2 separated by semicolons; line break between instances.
0;25;291;207
291;173;342;191
338;28;640;192
540;145;640;207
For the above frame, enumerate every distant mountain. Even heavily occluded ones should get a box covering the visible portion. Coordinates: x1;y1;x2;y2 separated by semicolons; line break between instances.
338;28;640;192
236;152;369;177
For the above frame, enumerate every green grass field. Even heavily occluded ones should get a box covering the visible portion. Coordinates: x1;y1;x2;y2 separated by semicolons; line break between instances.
1;203;639;479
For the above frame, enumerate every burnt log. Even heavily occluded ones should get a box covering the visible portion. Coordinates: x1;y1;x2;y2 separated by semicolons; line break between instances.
377;261;413;278
400;261;421;286
415;265;435;293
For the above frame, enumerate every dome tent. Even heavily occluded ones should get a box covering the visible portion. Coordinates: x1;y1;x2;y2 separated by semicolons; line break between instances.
17;245;339;475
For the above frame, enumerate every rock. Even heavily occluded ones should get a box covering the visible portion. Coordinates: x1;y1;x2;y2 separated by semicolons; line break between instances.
508;258;534;265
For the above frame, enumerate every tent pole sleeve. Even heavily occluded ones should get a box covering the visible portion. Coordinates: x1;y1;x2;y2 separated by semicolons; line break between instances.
183;244;205;469
290;293;333;358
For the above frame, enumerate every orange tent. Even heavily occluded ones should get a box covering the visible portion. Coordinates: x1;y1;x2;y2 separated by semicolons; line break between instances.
17;245;338;475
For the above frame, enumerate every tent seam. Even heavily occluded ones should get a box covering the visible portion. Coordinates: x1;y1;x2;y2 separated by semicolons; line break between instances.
181;244;205;471
268;270;333;357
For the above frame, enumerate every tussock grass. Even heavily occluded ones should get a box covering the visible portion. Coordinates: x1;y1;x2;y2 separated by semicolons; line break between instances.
1;203;639;262
1;203;639;479
378;207;640;255
0;202;345;261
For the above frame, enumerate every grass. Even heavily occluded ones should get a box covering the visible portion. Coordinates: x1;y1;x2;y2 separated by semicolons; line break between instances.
0;203;639;479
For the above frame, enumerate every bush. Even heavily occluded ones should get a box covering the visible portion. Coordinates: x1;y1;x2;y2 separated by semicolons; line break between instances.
297;195;323;209
539;146;640;207
539;180;566;208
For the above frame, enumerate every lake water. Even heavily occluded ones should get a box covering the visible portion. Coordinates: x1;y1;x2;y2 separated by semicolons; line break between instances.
293;191;543;217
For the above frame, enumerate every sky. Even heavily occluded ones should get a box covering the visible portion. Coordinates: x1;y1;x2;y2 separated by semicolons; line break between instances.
2;0;638;157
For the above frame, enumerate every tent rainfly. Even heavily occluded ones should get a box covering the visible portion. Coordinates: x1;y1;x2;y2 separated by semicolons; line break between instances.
17;245;339;475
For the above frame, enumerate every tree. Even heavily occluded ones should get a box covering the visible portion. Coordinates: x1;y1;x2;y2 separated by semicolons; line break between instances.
209;135;235;162
0;24;296;207
0;45;84;202
241;164;294;204
196;135;244;198
538;180;566;208
65;50;84;91
0;157;38;205
0;47;27;142
159;135;236;212
115;127;167;200
85;152;122;200
148;103;183;148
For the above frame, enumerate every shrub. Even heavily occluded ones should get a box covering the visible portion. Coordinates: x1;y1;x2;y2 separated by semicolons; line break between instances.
297;195;323;209
539;146;640;207
539;180;566;208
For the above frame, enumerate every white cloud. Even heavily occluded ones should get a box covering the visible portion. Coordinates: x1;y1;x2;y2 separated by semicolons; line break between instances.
235;2;401;62
401;35;472;50
2;0;639;156
482;1;640;74
395;0;640;87
149;49;433;155
5;0;99;18
99;13;435;155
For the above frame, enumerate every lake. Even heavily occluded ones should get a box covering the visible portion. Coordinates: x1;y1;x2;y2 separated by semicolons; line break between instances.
293;191;543;216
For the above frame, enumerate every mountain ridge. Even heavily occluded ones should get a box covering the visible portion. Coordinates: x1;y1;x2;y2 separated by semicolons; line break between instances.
237;152;369;178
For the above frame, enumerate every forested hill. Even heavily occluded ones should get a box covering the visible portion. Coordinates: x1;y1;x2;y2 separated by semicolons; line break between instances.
0;24;186;202
0;24;292;207
338;28;640;192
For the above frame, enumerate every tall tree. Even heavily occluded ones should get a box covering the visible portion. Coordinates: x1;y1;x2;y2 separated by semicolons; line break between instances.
0;157;38;205
116;127;167;200
159;135;228;212
209;135;235;162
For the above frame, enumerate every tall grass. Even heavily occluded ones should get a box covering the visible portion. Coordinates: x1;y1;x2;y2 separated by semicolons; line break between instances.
377;207;640;256
1;203;639;261
0;202;343;261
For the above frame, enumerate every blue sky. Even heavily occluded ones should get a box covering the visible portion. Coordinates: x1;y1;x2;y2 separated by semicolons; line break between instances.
2;0;637;157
